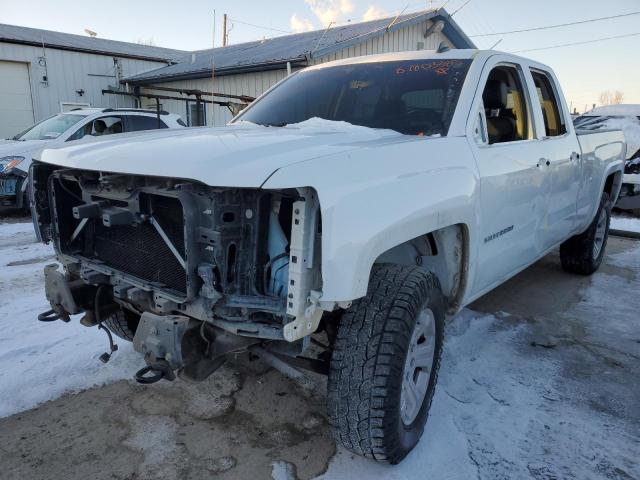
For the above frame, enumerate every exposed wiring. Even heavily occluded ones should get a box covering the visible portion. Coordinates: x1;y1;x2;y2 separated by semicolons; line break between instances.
200;320;212;356
470;11;640;37
56;176;83;202
510;32;640;53
94;285;118;362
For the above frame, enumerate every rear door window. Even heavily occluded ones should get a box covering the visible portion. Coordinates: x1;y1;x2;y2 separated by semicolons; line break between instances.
531;70;567;137
127;115;168;131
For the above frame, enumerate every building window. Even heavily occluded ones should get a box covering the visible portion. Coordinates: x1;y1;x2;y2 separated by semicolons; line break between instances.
187;102;207;126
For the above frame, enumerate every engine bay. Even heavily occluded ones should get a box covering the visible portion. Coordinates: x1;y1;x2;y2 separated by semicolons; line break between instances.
31;161;325;381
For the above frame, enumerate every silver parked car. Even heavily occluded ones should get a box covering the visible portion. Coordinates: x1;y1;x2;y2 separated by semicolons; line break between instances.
0;108;185;209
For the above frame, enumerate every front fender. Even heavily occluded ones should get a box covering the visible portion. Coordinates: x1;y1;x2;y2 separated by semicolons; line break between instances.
263;137;480;301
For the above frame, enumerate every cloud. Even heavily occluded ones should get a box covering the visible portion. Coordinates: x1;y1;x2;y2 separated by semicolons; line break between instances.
290;14;315;33
362;5;389;21
304;0;355;26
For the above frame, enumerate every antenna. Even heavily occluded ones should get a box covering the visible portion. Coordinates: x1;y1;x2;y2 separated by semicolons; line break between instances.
84;28;97;37
211;10;216;126
223;14;228;46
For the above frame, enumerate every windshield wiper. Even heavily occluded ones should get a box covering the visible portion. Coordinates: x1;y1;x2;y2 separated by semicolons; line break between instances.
265;122;288;127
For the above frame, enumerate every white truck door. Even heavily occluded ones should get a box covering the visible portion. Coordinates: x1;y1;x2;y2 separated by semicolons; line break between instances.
468;60;551;295
529;69;581;247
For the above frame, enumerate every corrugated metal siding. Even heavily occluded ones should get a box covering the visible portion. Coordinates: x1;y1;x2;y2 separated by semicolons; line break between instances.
145;21;454;126
146;69;290;126
0;42;168;121
311;22;452;64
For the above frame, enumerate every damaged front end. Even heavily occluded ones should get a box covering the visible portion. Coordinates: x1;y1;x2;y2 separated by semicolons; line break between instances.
31;161;328;382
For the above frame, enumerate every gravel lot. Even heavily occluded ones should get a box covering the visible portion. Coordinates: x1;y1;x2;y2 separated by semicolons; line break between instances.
1;214;638;480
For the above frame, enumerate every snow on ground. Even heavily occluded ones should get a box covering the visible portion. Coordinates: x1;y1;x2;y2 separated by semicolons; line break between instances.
0;221;138;418
1;220;639;479
321;244;640;480
611;214;640;233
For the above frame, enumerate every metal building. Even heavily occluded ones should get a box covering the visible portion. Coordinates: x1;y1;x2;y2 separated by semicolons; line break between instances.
0;23;186;139
121;8;475;126
0;8;474;138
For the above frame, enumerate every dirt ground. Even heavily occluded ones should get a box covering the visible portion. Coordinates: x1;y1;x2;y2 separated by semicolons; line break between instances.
0;352;334;480
0;214;638;479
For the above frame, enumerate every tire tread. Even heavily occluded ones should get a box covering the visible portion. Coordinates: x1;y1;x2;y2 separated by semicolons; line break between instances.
327;264;444;463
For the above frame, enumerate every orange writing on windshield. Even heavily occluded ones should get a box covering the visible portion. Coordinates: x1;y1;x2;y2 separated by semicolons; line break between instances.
395;59;463;76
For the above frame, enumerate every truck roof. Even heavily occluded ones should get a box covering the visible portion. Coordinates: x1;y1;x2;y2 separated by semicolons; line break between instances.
306;49;544;71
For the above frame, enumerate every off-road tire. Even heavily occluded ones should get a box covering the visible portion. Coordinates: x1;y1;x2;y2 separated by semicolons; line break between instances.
103;308;140;341
327;264;445;464
560;191;612;275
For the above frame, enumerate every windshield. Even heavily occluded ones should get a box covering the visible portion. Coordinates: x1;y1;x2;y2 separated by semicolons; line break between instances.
14;114;87;141
235;59;472;136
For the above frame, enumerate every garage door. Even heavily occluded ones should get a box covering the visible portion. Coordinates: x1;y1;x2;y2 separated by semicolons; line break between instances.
0;61;35;139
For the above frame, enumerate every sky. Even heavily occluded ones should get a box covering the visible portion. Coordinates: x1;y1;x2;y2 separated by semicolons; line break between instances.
1;0;639;110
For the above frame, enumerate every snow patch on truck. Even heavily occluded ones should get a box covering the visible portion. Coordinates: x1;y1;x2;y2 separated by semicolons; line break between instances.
236;117;404;137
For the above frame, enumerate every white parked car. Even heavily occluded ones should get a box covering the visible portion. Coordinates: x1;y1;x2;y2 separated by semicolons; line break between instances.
574;104;640;213
0;108;185;209
31;50;625;463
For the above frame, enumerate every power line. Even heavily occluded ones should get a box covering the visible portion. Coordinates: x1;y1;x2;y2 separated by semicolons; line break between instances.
228;18;293;34
470;11;640;37
511;31;640;53
451;0;473;16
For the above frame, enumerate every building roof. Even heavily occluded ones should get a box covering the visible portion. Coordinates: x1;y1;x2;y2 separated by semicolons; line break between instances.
0;23;188;63
125;8;475;84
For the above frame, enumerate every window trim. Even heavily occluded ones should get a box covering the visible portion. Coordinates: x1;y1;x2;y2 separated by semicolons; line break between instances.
475;62;537;148
529;67;569;140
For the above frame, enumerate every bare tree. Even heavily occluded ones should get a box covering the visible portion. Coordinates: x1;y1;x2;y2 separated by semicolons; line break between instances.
599;90;625;106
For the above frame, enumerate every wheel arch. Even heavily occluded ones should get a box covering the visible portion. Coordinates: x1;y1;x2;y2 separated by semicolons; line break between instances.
603;169;623;204
373;223;470;313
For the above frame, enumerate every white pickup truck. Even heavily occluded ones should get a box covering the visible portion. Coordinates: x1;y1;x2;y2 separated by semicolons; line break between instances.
31;50;625;463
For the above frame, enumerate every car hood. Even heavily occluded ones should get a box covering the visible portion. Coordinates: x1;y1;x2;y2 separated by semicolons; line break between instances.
0;139;53;175
0;139;51;158
39;120;406;187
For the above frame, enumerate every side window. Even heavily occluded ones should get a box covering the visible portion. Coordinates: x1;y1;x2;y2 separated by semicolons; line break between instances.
67;122;92;141
481;65;532;144
95;116;124;136
127;115;168;132
530;70;567;137
67;116;124;141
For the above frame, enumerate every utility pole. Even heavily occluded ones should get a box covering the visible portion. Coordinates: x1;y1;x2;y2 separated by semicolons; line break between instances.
223;14;228;47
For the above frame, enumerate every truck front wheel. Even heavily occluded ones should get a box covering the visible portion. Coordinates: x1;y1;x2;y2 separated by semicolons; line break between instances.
560;191;612;275
327;264;445;463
